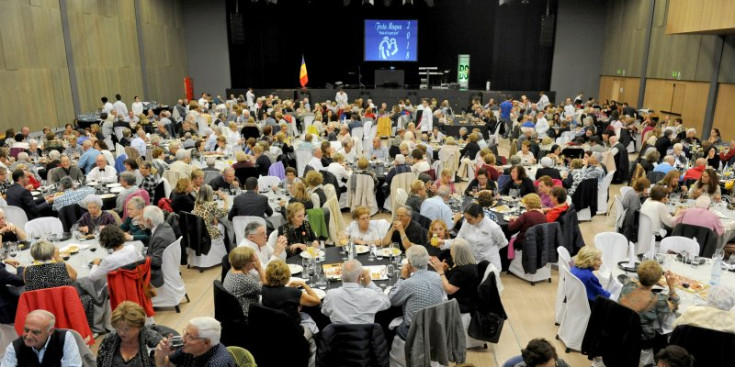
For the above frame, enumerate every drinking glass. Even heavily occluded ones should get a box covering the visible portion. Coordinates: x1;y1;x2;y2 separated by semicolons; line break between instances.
368;244;376;262
301;257;310;270
376;245;384;261
316;273;328;290
8;243;18;258
389;242;398;262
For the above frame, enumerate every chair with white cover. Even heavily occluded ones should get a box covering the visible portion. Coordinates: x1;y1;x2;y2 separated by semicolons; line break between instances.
619;186;634;198
24;217;64;238
152;237;189;312
597;170;616;215
267;229;279;248
162;171;183;192
257;176;281;191
555;247;572;325
196;117;211;136
161;177;172;200
594;232;629;269
557;267;592;352
613;195;625;230
114;127;126;142
383;172;415;212
372;219;391;239
659;236;700;256
302;113;315;131
1;206;29;233
115;143;126;157
636;212;655;255
232;216;267;246
295;149;313;177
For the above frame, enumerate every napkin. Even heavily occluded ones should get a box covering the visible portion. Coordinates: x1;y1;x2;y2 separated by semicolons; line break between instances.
626;241;637;268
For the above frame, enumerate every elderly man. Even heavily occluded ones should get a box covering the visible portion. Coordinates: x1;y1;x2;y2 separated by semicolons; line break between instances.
381;205;427;252
719;139;735;165
673;285;735;334
321;259;391;324
2;310;82;366
420;186;461;234
77;140;100;173
209;167;239;193
385;154;411;187
155;317;235;367
169;149;193;179
130;129;147;157
52;177;95;212
388;245;444;340
87;154;118;183
365;137;388;161
6;170;53;220
228;177;273;221
238;222;286;268
307;148;325;171
140;206;176;288
654;155;676;175
115;172;139;212
49;155;85;183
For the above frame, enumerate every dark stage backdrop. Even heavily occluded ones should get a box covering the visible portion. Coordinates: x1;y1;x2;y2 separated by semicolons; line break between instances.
226;0;556;91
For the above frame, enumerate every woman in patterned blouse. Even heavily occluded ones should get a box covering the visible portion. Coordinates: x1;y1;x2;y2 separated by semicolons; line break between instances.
192;185;229;240
277;202;319;257
222;246;266;318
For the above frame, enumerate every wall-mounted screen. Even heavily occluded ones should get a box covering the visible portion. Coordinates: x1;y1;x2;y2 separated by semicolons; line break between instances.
364;20;418;62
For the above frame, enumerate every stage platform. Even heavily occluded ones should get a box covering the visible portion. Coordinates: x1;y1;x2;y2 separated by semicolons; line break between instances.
227;88;555;114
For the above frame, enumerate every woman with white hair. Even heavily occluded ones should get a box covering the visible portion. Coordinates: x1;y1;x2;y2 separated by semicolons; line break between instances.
672;195;725;235
673;285;735;333
682;128;701;147
428;238;479;313
155;316;235;367
671;143;688;169
76;195;117;234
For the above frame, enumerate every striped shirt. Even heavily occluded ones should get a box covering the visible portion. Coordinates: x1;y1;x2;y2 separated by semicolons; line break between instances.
389;268;444;327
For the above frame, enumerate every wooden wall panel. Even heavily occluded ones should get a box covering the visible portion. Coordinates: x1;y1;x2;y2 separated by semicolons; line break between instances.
600;0;648;77
713;84;735;141
719;35;735;84
642;79;709;134
0;0;73;131
598;76;640;106
66;0;143;113
666;0;735;35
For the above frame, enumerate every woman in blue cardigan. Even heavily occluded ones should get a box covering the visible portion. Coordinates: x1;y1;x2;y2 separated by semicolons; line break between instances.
570;246;610;305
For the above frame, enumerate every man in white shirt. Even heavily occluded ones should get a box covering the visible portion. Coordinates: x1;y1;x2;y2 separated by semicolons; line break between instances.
420;186;460;231
335;89;348;107
130;129;147;157
131;96;144;116
536;91;550;111
563;98;575;118
113;94;128;117
535;111;549;138
124;111;140;126
246;88;255;108
169;149;193;179
101;96;114;115
417;100;432;133
198;93;210;110
307;148;325;171
321;259;391;324
365;137;389;160
87;154;118;183
2;310;82;367
238;222;286;268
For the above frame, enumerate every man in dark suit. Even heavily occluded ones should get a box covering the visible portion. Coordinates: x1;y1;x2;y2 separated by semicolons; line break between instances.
6;170;53;220
141;206;177;288
0;260;24;325
228;177;273;225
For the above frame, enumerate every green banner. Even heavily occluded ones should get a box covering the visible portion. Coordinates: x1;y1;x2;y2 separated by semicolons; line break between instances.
458;54;470;90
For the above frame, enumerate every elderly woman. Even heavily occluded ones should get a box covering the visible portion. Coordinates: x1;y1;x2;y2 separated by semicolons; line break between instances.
562;158;588;196
89;226;144;283
231;151;253;170
225;122;241;146
23;240;78;288
326;152;350;191
464;168;496;198
0;207;28;242
673;284;735;334
97;301;164;367
570;246;610;304
262;260;320;348
619;260;679;343
346;206;383;245
434;168;457;195
515;140;537;166
459;132;481;160
278;202;319;256
536;156;561;180
507;194;548;251
120;196;150;244
546;186;570;222
688;168;721;201
672;195;725;235
170;177;196;214
456;203;508;271
501;165;536;197
223;247;266;318
641;185;675;237
192;184;229;240
405;179;427;213
76;195;117;234
429;238;479;313
280;181;314;216
305;170;327;209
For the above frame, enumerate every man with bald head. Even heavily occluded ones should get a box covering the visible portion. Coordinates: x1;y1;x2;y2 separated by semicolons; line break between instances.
366;137;388;161
209;167;239;192
87;154;117;183
2;309;82;366
306;147;324;171
76;140;100;173
49;156;84;183
321;259;391;324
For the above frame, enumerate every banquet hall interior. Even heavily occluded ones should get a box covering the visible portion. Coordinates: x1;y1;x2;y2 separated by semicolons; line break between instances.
1;0;735;366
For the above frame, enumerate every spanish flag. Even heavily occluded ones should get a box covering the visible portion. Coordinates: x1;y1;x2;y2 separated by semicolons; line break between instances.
299;55;309;88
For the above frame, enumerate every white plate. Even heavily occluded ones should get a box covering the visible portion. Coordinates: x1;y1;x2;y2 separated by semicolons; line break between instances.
31;191;41;196
288;277;306;285
110;186;124;194
86;181;99;186
364;265;388;280
381;248;402;257
288;264;303;275
99;194;116;199
106;183;121;188
300;249;325;259
305;288;326;299
355;245;370;254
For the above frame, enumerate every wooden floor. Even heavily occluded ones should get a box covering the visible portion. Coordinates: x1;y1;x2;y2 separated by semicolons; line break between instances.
92;139;623;367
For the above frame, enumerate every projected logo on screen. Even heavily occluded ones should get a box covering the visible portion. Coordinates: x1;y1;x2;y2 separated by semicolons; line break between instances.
365;20;418;62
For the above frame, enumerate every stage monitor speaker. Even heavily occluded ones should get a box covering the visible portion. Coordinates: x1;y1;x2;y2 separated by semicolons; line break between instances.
540;14;555;47
229;14;245;44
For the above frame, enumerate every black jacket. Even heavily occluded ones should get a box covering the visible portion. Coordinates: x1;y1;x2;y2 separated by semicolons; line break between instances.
535;167;562;180
148;223;177;287
6;183;50;220
571;179;598;214
0;263;24;324
612;142;630;184
582;296;642;367
557;204;585;255
522;222;563;274
228;191;273;220
670;325;735;367
460;142;480;160
317;323;389;367
671;223;718;257
620;209;640;243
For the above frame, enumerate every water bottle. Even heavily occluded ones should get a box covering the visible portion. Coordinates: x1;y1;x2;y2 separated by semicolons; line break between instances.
710;251;723;286
348;242;355;260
